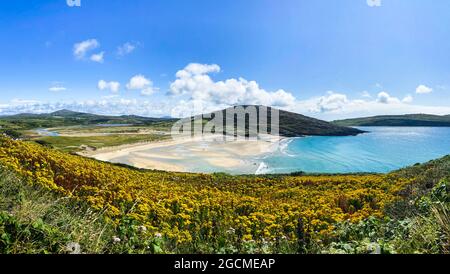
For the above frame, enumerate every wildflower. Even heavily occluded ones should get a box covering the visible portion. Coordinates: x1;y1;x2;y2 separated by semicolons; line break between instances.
155;233;162;238
66;242;81;254
226;228;236;234
112;236;121;243
138;225;147;232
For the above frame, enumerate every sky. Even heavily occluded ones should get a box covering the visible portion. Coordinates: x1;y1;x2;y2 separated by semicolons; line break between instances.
0;0;450;120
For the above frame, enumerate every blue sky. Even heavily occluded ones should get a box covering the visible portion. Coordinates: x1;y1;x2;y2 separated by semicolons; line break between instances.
0;0;449;119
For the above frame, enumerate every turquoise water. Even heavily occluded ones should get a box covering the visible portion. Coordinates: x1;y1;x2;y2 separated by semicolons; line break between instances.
257;127;450;174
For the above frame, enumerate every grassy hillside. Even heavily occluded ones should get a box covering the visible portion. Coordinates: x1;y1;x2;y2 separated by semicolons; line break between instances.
1;107;364;151
0;109;176;138
333;114;450;127
1;136;448;254
198;106;365;137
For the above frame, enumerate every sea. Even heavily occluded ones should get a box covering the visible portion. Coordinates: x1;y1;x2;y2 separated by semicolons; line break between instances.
248;127;450;174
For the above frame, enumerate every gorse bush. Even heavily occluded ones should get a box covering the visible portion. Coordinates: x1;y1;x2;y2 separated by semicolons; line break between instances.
322;180;450;254
0;136;448;254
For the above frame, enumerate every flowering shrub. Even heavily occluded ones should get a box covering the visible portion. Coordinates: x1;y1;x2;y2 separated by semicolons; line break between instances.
0;137;414;253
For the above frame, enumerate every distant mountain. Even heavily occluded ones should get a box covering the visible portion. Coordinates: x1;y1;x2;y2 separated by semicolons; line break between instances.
333;114;450;127
1;107;366;137
50;109;91;117
195;106;364;137
0;109;176;130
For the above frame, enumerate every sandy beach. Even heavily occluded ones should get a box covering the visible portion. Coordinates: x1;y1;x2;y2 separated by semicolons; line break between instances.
80;134;282;173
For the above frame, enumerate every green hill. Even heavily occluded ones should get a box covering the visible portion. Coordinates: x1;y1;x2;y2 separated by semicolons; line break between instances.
0;109;176;133
333;114;450;127
197;105;365;137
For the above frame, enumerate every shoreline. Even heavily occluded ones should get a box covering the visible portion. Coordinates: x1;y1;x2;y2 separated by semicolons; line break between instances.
79;134;284;173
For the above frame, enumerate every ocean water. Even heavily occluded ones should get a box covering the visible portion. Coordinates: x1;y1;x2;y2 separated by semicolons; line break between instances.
256;127;450;174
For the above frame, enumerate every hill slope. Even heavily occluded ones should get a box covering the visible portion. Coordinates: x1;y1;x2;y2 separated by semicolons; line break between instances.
0;109;176;130
0;137;448;254
197;106;364;137
333;114;450;127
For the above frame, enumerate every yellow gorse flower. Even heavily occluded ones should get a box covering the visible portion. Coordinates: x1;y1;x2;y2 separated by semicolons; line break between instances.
0;137;412;247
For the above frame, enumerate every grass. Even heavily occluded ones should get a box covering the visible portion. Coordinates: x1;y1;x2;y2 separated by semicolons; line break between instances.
322;179;450;254
0;167;169;254
0;168;116;254
35;134;170;153
0;136;449;254
0;136;450;254
333;114;450;127
1;162;448;254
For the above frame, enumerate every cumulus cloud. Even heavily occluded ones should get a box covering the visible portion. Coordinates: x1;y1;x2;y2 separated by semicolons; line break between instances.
127;75;151;90
367;0;381;7
126;75;158;96
90;52;105;63
98;80;120;93
1;94;450;121
169;63;296;110
73;39;100;59
361;91;372;98
311;92;349;112
0;99;174;117
49;83;67;92
375;91;413;105
402;95;413;104
416;85;433;94
117;42;137;56
377;91;401;104
10;99;41;105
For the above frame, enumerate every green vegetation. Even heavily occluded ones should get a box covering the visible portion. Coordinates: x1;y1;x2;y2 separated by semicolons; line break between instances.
333;114;450;127
0;109;175;152
0;136;449;254
322;180;449;254
0;168;167;254
0;168;111;254
36;134;170;153
199;106;365;137
0;109;176;138
0;109;176;129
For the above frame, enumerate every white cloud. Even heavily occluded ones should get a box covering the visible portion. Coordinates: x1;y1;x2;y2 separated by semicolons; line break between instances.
126;75;158;96
117;42;136;56
127;75;151;90
402;95;413;104
90;52;105;63
311;92;349;112
361;91;372;98
141;87;158;96
73;39;100;59
98;80;120;93
1;94;450;121
0;99;173;117
49;87;66;92
416;85;433;94
376;91;401;104
101;94;120;100
169;63;296;110
10;99;41;105
292;92;450;121
367;0;381;7
49;84;67;92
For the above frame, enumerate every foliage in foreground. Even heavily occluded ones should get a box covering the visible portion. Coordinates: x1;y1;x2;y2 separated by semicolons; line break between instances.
0;136;449;254
322;179;449;254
